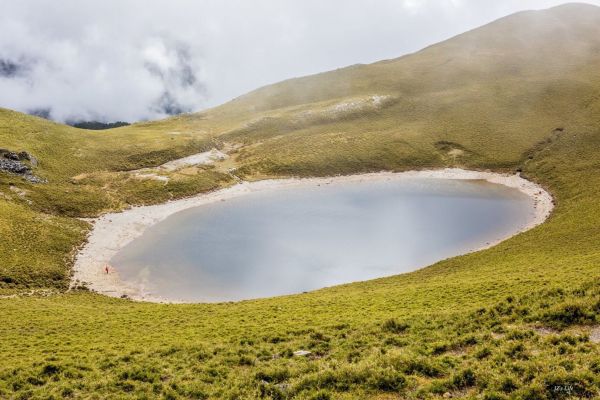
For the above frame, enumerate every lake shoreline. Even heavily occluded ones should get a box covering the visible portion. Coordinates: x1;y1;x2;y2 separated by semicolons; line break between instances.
71;169;554;303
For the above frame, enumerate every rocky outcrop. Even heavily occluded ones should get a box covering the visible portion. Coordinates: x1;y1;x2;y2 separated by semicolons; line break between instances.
0;149;45;183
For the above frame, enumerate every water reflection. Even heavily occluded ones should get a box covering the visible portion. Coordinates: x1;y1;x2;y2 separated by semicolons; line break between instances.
111;178;534;302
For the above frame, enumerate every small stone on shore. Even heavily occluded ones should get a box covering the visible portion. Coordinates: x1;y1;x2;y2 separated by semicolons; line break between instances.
293;350;311;357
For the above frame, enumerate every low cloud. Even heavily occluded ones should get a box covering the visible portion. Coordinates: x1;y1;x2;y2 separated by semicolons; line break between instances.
0;0;598;123
144;38;207;115
0;58;27;78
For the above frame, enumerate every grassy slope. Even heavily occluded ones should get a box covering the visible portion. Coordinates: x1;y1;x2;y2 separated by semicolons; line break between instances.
0;110;233;287
1;3;599;399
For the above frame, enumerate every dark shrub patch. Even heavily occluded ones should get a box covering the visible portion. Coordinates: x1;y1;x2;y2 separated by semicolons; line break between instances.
431;342;449;355
40;364;61;376
158;346;181;357
483;392;507;400
505;343;529;360
26;376;45;386
590;360;600;374
548;334;584;346
116;381;135;392
383;336;407;347
266;336;285;344
542;302;596;329
506;330;534;340
395;357;445;378
367;369;407;392
119;367;159;383
294;368;368;393
451;369;476;389
309;332;330;342
237;355;254;366
309;390;331;400
500;377;518;393
382;319;409;334
459;335;478;346
475;347;492;359
255;368;289;384
346;350;361;363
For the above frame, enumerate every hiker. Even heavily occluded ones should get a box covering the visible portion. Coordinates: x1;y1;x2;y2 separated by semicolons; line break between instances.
104;265;109;274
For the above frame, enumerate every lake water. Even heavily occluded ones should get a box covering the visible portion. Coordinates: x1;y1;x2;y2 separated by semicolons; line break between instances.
110;178;535;302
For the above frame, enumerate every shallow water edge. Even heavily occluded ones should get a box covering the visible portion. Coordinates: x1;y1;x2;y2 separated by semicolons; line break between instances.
71;169;554;303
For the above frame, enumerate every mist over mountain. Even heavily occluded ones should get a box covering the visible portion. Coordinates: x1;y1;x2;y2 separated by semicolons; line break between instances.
2;0;600;123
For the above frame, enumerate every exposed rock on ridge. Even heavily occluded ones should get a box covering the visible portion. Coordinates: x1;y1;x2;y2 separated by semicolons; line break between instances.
0;149;45;183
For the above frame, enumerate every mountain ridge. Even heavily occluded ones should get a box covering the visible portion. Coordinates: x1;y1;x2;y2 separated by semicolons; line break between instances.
1;5;600;398
205;2;600;117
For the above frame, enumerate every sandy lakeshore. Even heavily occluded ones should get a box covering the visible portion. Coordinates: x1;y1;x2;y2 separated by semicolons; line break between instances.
71;169;554;303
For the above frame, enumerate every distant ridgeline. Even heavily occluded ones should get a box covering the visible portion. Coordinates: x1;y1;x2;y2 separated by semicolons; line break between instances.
68;121;131;130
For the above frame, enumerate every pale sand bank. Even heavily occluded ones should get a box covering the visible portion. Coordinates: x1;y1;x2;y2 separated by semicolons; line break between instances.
130;149;228;182
71;169;554;303
158;148;227;171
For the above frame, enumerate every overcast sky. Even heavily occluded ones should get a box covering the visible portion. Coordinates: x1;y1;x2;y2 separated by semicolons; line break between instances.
1;0;599;123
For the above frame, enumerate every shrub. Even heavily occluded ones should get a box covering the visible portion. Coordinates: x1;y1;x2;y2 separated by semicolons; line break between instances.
451;369;477;389
119;367;159;383
541;302;596;329
590;359;600;374
255;368;289;384
548;334;584;346
309;332;330;342
475;347;493;359
61;386;74;398
459;335;479;346
431;342;449;355
309;390;331;400
237;356;254;366
293;367;369;393
41;364;61;376
382;319;409;334
592;299;600;313
383;336;407;347
506;329;534;340
499;377;518;393
505;343;529;360
367;369;407;392
116;381;135;392
396;357;445;378
483;392;507;400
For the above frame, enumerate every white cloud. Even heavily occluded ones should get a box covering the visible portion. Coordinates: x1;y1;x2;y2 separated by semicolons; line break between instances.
0;0;599;122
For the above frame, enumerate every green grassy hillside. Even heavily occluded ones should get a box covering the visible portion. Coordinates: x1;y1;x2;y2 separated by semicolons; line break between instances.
1;3;599;399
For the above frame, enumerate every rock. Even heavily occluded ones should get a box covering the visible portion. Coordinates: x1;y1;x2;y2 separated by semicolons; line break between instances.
276;383;290;392
5;152;19;161
590;326;600;344
24;175;47;184
443;392;452;398
18;151;38;166
0;149;45;183
293;350;311;357
0;158;29;174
